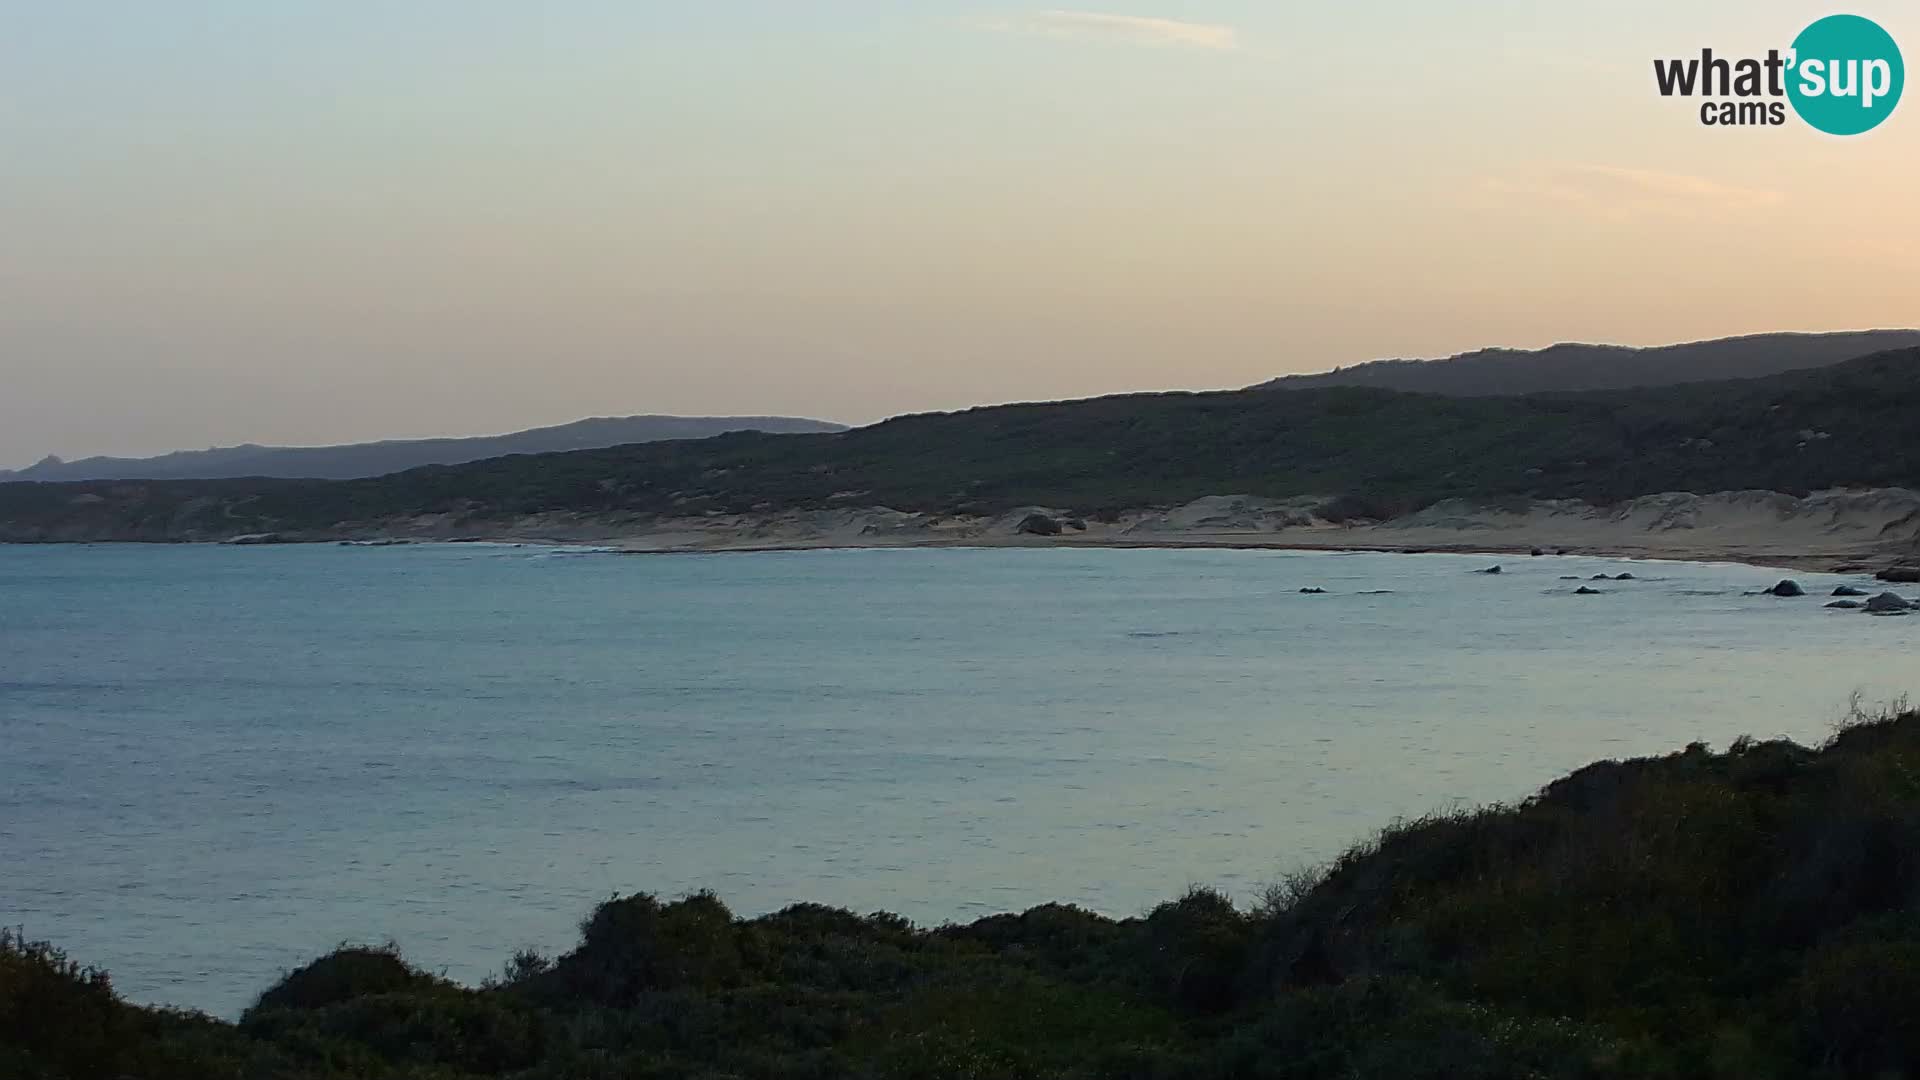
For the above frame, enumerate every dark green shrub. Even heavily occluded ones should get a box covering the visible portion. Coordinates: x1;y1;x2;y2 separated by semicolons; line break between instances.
247;943;437;1015
1797;927;1920;1072
547;890;743;1004
0;930;127;1078
943;903;1126;973
1141;888;1252;1013
245;987;545;1073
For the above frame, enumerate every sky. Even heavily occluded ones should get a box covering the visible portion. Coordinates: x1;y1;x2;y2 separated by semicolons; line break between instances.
2;2;1917;466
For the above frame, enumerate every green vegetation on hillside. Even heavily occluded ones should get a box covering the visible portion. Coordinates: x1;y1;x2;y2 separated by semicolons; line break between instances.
8;706;1920;1078
1255;329;1920;396
3;348;1919;541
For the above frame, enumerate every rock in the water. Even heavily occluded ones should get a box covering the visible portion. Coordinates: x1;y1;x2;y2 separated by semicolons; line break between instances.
1765;580;1805;597
1878;566;1920;583
1865;592;1913;614
1299;587;1327;594
1832;585;1869;597
1827;600;1865;609
1590;574;1613;581
1575;586;1603;595
1614;573;1636;581
1530;547;1546;557
1015;513;1062;536
1477;565;1503;575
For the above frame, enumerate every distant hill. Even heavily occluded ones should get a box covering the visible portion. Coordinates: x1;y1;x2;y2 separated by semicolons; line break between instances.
0;415;848;482
6;346;1920;543
1255;330;1920;396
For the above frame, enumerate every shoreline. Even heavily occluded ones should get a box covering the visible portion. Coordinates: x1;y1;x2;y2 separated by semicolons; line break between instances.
381;489;1920;576
505;488;1920;576
7;531;1869;574
10;488;1919;578
584;534;1874;574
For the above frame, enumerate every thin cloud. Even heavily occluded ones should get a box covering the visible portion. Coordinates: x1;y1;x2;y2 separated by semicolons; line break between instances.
979;10;1239;51
1478;164;1785;219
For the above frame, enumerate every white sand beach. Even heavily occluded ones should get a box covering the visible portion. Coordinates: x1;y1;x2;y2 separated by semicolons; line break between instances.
427;488;1920;574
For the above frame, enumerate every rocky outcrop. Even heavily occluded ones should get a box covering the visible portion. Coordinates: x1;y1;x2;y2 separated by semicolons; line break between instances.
1865;592;1914;614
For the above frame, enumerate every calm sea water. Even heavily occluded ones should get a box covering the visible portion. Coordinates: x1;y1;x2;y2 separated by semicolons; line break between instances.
2;542;1915;1016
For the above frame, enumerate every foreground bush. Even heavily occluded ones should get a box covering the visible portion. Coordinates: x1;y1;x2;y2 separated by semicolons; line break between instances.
8;707;1920;1077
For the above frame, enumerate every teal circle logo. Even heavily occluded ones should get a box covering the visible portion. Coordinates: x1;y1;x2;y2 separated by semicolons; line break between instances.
1787;14;1904;134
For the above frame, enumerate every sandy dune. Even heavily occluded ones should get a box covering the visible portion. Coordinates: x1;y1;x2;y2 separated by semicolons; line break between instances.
464;488;1920;573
